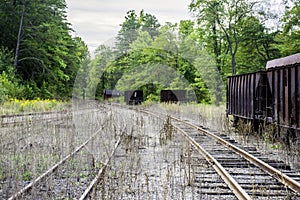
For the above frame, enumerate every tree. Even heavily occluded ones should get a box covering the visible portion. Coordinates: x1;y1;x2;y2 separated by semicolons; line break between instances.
189;0;256;75
275;0;300;56
0;0;89;98
115;10;160;54
87;45;115;99
14;0;26;71
124;23;211;103
237;16;280;73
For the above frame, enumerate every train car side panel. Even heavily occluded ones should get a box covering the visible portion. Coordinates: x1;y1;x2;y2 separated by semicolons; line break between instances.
267;65;300;131
297;66;300;129
227;71;270;125
227;73;256;120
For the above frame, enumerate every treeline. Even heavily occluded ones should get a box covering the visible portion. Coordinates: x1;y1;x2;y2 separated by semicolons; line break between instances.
0;0;88;101
80;0;300;104
1;0;299;104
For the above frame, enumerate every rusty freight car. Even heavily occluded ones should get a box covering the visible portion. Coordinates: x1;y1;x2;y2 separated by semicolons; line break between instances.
226;71;272;129
227;53;300;141
266;54;300;138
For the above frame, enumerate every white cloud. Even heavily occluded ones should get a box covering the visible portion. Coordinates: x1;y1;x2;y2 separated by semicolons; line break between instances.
66;0;192;54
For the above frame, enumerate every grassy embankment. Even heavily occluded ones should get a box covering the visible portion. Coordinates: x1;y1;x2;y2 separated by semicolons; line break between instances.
0;98;68;115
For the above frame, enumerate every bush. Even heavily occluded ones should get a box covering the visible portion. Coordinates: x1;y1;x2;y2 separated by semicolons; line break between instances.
0;72;26;102
0;48;26;102
1;98;65;114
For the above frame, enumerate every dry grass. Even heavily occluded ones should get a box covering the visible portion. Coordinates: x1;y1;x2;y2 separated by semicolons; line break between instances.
158;103;300;169
1;101;299;199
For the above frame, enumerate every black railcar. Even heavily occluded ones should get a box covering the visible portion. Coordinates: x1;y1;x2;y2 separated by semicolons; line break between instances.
124;90;143;105
227;53;300;140
160;90;186;103
103;90;121;100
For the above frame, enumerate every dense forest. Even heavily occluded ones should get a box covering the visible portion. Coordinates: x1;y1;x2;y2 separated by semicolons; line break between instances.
0;0;89;101
1;0;300;104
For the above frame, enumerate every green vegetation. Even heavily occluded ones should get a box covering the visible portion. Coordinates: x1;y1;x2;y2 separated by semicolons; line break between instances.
82;2;300;104
0;98;67;114
0;0;88;101
1;1;299;104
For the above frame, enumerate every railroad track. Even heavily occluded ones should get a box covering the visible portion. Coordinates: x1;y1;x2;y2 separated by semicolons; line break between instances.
1;104;127;199
7;127;124;200
2;102;300;199
140;107;300;199
0;110;73;158
0;110;69;127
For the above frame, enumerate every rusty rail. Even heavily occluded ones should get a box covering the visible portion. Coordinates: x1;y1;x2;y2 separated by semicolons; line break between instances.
169;115;300;196
141;110;251;200
79;129;124;200
8;128;103;200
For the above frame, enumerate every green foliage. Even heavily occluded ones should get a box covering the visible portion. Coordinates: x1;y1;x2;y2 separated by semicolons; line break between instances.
0;48;13;73
274;1;300;56
90;17;212;103
116;10;160;54
275;30;300;56
0;48;26;101
0;71;25;102
21;171;32;181
0;0;89;99
236;16;280;74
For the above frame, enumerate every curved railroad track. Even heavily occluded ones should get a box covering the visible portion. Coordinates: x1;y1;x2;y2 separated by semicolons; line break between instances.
140;107;300;199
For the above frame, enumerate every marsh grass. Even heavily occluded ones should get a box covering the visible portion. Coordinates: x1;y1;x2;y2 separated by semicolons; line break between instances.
158;103;227;132
157;103;300;169
2;101;299;199
89;105;209;199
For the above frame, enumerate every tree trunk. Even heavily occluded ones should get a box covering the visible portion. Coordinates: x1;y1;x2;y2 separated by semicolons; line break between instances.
212;20;223;105
14;0;26;72
231;53;236;75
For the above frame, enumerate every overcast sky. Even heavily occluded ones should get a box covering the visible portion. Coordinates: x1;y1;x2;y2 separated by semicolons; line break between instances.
65;0;193;54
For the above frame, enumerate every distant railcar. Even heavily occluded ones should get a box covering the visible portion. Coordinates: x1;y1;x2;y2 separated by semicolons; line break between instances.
227;53;300;142
124;90;143;105
104;90;121;100
160;90;186;103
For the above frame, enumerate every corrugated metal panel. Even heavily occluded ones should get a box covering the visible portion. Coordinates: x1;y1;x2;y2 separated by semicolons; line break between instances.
297;66;300;129
290;67;296;127
267;65;300;130
227;72;265;120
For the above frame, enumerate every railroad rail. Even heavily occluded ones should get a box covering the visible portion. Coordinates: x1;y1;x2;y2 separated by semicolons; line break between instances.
79;128;124;200
140;108;300;199
0;110;69;127
2;102;300;199
1;104;113;200
7;128;101;200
